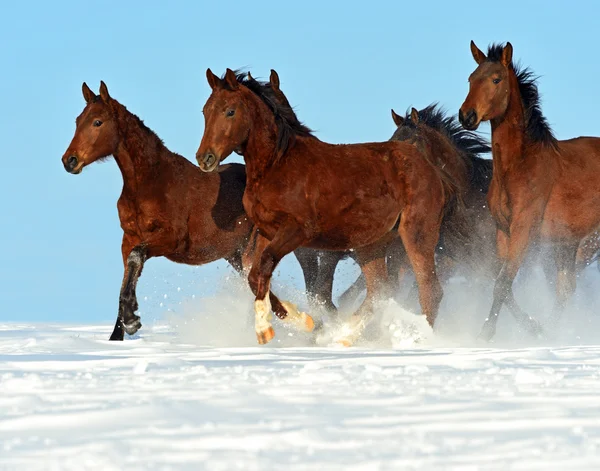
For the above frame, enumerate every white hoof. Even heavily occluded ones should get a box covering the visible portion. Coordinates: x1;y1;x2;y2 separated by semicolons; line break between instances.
280;301;315;332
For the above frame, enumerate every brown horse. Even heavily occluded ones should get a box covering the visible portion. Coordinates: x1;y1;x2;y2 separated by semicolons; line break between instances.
460;42;600;339
61;82;323;340
196;69;473;345
391;104;544;335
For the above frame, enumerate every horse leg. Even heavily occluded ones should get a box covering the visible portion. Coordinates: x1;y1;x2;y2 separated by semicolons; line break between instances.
386;239;408;302
334;242;389;346
491;230;543;337
548;244;578;326
293;247;320;306
312;251;343;312
337;265;366;308
398;207;443;328
247;224;315;344
109;239;147;340
479;212;541;341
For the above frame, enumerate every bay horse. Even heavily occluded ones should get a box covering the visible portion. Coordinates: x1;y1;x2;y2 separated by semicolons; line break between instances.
196;69;470;345
459;42;600;339
61;82;324;340
391;104;543;335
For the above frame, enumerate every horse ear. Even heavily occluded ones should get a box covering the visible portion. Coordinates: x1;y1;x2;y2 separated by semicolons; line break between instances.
470;40;486;65
207;68;222;90
391;109;404;127
99;81;111;102
224;68;239;90
247;71;254;81
82;82;95;104
501;42;513;67
269;69;281;91
410;108;419;124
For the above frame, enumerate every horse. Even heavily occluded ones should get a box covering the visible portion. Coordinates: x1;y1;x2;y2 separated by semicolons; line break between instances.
196;69;473;346
459;42;600;339
391;104;544;335
61;81;325;341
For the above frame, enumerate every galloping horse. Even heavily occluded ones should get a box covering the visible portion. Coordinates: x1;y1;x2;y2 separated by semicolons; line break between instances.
391;104;542;335
460;42;600;339
196;69;470;345
61;82;323;340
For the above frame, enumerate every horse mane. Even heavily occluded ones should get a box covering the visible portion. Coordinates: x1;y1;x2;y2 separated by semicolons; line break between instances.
486;43;558;149
112;100;165;146
405;104;493;193
227;71;314;160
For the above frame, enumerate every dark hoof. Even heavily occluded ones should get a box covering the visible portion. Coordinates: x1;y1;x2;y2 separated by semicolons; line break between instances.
122;315;142;336
478;318;497;342
109;328;125;341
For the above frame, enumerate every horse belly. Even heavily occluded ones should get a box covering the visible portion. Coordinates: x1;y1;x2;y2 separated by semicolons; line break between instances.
541;188;600;242
313;196;400;250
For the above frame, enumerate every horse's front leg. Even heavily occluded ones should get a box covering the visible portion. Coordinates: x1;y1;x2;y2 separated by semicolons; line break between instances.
480;210;542;341
110;238;148;341
248;223;315;344
312;251;344;312
293;247;320;305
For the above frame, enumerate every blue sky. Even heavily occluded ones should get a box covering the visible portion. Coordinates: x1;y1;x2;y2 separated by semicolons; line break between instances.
1;0;598;324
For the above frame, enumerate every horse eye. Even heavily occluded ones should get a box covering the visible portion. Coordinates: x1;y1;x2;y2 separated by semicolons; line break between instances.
492;78;501;85
93;120;103;127
226;109;235;117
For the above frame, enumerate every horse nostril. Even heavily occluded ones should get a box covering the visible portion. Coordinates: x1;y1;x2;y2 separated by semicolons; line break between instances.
64;155;79;172
459;109;477;129
205;153;216;166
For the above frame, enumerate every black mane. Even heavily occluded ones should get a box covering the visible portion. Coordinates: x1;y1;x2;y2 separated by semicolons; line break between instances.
403;104;493;193
227;71;314;159
486;43;557;148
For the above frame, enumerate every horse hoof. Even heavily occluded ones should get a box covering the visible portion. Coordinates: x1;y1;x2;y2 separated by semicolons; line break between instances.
280;301;315;332
109;329;125;341
256;326;275;345
122;316;142;336
477;319;496;342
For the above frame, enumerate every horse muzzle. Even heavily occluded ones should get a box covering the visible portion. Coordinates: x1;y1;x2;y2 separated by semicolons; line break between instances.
458;108;479;131
197;151;220;173
63;155;83;174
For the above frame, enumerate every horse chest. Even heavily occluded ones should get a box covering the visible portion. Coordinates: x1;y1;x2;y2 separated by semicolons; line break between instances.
488;179;511;231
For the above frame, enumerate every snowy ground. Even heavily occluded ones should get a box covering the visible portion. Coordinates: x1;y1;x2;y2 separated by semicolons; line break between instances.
2;265;600;470
2;317;600;470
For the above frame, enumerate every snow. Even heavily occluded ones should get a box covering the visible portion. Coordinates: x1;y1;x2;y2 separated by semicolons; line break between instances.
2;320;600;470
2;265;600;469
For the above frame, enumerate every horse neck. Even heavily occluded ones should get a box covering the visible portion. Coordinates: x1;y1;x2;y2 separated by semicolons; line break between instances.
242;96;280;182
424;128;469;186
489;70;527;174
112;104;168;193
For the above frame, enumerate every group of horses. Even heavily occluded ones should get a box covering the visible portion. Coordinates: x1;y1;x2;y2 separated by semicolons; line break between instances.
62;41;600;346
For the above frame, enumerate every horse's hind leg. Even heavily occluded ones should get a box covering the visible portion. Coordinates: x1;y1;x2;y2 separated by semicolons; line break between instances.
548;244;578;326
334;242;390;346
110;240;147;340
398;207;443;328
248;224;315;344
